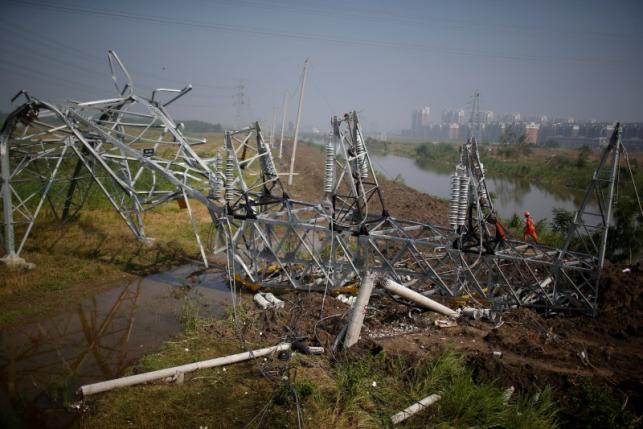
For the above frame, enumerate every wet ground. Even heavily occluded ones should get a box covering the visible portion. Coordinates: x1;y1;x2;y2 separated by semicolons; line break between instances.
0;265;230;428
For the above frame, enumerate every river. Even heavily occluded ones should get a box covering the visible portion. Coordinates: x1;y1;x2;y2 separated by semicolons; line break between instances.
369;153;589;223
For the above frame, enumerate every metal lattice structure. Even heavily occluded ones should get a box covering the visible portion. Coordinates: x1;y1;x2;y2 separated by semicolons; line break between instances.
0;51;226;267
1;51;624;315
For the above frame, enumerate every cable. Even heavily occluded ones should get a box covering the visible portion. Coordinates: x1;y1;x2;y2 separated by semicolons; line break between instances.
4;0;625;66
0;18;240;94
204;0;640;43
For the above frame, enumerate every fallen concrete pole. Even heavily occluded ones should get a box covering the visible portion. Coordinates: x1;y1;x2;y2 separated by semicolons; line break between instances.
343;273;377;348
391;393;442;425
79;343;292;396
380;278;458;317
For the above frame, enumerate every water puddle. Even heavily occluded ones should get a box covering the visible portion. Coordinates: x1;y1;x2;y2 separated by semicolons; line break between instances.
0;265;230;428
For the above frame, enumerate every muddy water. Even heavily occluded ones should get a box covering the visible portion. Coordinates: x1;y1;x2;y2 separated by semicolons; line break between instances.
0;265;230;428
369;153;597;223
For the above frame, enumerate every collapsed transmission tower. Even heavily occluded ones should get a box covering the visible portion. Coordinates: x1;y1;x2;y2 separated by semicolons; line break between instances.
0;51;625;315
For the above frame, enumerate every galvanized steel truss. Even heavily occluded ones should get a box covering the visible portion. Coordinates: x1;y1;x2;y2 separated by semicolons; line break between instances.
0;51;622;315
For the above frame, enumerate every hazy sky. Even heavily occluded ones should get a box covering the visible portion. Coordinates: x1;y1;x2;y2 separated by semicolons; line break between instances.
1;0;642;133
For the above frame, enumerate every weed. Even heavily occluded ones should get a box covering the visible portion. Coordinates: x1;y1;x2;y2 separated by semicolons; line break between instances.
561;379;637;429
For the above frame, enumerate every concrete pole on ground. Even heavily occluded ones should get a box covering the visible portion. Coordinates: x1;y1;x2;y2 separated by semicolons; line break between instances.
380;278;457;316
343;273;376;348
79;343;292;396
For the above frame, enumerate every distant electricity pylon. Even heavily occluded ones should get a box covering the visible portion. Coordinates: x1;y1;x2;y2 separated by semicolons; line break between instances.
468;90;481;141
233;81;246;128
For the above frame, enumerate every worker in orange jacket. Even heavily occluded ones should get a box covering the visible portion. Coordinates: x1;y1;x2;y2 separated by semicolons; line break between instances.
523;211;538;243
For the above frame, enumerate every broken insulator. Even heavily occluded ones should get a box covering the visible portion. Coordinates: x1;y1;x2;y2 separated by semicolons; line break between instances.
323;138;335;193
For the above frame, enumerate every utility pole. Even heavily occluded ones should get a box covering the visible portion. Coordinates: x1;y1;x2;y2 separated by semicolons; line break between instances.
469;90;481;141
269;107;277;148
279;91;288;160
289;58;309;185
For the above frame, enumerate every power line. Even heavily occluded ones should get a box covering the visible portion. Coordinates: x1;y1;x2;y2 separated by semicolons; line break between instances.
0;18;239;94
206;0;641;43
4;0;624;66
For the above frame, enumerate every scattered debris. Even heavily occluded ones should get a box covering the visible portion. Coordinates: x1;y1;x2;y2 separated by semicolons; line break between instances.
460;306;498;322
253;293;271;309
263;293;285;309
336;294;357;306
253;292;284;310
502;386;515;403
391;393;442;425
434;319;458;328
578;349;591;366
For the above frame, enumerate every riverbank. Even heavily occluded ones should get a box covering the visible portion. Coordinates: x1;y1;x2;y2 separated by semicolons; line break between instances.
2;142;641;428
367;137;643;199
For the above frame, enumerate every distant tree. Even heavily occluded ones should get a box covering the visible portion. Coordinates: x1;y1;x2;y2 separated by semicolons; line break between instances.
605;196;643;263
576;145;591;168
551;208;575;234
499;127;518;145
543;139;560;148
509;213;522;228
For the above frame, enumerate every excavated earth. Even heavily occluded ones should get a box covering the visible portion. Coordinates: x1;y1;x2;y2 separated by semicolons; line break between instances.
264;143;643;414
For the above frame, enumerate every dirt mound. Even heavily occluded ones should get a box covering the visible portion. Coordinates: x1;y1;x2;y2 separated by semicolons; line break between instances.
596;262;643;337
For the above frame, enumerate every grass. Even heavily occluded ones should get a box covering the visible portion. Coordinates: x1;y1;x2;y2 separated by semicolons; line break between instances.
0;201;214;327
81;306;561;428
368;138;643;201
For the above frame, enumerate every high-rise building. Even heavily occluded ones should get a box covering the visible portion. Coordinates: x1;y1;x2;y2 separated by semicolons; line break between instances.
449;123;460;141
411;106;431;136
525;122;539;144
419;106;431;126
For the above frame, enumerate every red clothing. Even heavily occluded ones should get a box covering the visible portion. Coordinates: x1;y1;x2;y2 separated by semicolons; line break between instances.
495;221;507;241
523;216;538;242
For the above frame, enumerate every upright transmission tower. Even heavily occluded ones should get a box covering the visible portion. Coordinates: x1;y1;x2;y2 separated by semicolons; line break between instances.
233;81;246;128
468;90;481;142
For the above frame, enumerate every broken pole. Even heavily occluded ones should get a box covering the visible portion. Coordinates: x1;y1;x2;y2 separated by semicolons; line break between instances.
380;278;457;317
79;343;292;396
343;273;376;348
391;393;442;425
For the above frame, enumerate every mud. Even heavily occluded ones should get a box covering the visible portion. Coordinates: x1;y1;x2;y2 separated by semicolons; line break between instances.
242;261;642;416
250;143;643;415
